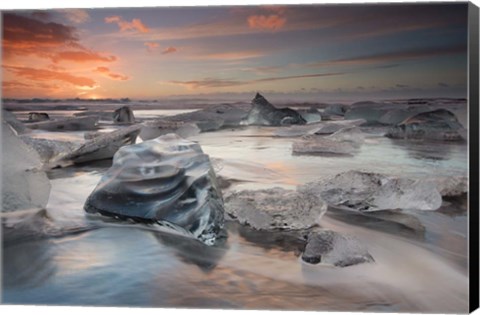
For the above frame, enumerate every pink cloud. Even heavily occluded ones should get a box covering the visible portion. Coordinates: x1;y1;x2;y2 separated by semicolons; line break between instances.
105;16;149;33
247;14;286;30
94;66;129;81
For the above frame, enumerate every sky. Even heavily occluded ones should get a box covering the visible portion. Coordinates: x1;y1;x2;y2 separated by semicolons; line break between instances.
1;3;469;101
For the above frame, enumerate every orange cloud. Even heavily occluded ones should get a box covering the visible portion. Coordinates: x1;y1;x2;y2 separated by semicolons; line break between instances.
94;67;129;81
162;46;177;55
5;65;96;87
105;16;149;33
2;81;32;89
51;50;117;63
2;13;78;56
247;14;286;30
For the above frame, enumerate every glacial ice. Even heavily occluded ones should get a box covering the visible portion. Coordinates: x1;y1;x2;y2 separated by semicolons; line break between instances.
1;121;51;212
224;187;327;230
297;107;322;124
246;93;306;126
26;116;99;131
292;126;365;155
84;134;225;245
27;112;50;122
2;109;28;135
113;106;135;124
57;124;142;164
302;230;374;267
302;171;442;211
385;109;465;141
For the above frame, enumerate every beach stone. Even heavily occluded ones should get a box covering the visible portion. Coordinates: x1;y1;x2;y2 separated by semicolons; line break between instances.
1;121;51;212
224;187;327;230
246;93;306;126
385;109;465;141
302;171;442;212
302;230;374;267
113;106;135;124
84;134;224;245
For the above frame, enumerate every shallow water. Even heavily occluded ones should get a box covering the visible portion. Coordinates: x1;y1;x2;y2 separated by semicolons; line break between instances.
2;110;469;312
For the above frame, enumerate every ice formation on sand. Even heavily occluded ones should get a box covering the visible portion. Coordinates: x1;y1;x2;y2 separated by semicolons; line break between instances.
84;134;225;245
224;187;327;230
1;121;51;212
139;120;200;140
302;171;442;212
302;230;374;267
246;93;306;126
292;126;364;155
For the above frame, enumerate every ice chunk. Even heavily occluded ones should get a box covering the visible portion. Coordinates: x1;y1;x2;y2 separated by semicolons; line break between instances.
246;93;306;126
302;171;442;211
302;230;374;267
84;134;224;245
57;124;141;164
113;106;135;124
323;104;349;116
27;112;50;122
1;121;51;212
20;136;79;164
26;116;99;131
2;109;28;135
292;126;364;155
139;120;200;140
297;107;322;124
224;187;327;230
385;109;465;141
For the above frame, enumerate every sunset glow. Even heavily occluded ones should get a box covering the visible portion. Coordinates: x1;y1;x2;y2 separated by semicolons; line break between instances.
1;4;468;100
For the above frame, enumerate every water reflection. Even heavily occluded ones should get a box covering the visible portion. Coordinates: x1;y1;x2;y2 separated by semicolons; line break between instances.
153;230;228;272
389;138;464;162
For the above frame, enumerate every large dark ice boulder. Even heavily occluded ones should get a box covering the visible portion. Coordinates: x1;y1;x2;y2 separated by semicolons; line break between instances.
113;106;135;124
246;93;306;126
302;230;374;267
84;134;225;245
385;109;465;141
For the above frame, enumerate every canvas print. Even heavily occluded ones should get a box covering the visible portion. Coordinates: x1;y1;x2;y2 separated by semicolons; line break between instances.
1;2;478;313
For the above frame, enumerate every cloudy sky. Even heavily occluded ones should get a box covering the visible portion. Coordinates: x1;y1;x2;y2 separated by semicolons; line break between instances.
1;3;469;100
